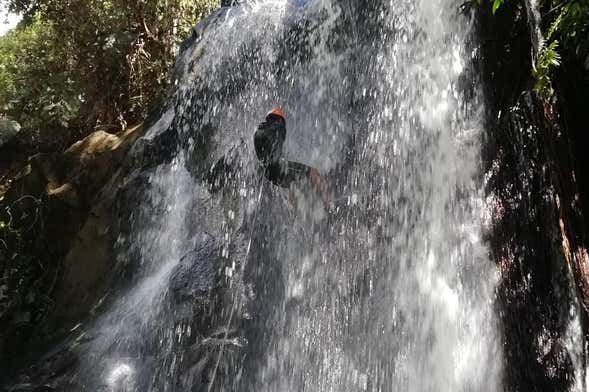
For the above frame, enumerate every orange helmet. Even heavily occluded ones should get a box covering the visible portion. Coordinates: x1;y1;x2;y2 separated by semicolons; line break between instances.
266;108;285;122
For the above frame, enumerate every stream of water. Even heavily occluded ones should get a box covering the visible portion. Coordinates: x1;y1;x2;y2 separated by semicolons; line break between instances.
72;1;503;390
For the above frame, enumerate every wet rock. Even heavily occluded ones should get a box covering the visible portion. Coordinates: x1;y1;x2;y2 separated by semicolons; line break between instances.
0;118;21;149
13;312;31;325
4;385;54;392
51;201;115;327
204;143;246;193
479;2;587;389
33;387;55;392
127;109;177;172
0;125;146;375
170;237;219;301
3;342;78;392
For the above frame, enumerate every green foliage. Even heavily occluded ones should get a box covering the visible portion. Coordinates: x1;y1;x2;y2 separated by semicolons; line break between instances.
489;0;588;99
533;0;589;98
534;40;561;97
0;199;45;331
0;0;220;147
545;0;589;61
492;0;505;15
0;15;81;135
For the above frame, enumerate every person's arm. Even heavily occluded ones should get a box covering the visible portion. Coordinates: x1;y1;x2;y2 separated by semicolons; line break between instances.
308;167;330;211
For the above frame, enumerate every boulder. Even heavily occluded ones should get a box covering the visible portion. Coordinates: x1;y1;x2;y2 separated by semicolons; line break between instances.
0;118;21;149
0;124;146;374
170;237;219;301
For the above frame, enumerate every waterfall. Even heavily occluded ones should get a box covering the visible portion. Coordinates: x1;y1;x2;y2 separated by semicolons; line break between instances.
522;0;543;67
63;1;502;390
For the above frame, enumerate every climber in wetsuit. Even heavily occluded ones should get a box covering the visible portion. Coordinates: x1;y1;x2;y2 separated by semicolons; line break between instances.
254;108;330;210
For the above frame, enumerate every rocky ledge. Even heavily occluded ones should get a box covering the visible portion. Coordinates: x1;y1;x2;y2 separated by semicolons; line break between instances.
0;125;145;379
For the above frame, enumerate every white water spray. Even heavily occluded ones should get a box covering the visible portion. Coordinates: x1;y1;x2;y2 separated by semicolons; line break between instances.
71;1;503;391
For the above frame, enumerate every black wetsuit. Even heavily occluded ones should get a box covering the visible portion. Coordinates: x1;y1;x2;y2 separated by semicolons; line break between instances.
264;159;312;188
254;116;312;188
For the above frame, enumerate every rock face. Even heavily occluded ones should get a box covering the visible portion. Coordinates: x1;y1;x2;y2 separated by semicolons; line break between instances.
169;237;218;301
479;2;589;389
0;124;145;377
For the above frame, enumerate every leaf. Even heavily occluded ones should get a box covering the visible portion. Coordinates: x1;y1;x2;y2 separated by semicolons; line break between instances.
534;40;562;99
492;0;504;15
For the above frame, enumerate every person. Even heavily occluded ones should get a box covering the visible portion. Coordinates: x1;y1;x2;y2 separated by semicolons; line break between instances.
254;108;330;210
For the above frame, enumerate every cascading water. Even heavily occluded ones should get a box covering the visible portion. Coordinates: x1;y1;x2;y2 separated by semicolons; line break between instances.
58;1;503;390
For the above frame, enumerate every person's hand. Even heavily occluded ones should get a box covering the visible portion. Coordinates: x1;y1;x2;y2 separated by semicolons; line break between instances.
308;168;330;209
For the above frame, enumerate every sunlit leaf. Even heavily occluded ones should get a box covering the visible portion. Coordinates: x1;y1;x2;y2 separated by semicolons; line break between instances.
492;0;504;15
